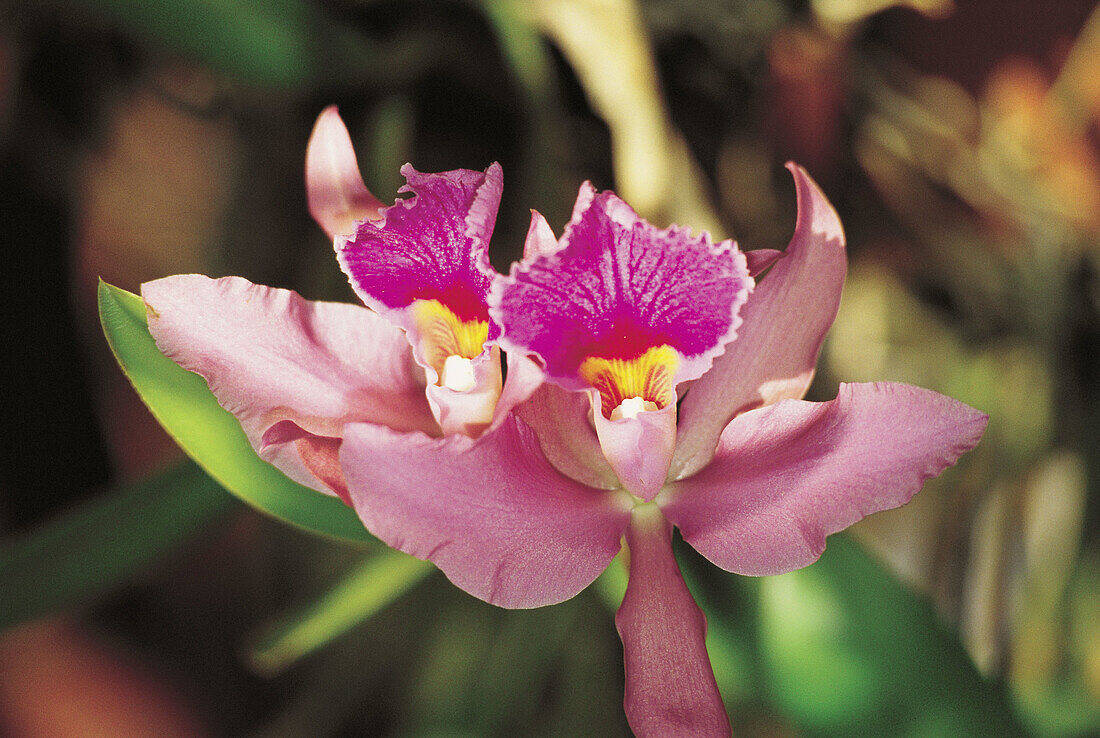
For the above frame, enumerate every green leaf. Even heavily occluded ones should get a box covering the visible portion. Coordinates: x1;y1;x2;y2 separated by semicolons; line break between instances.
247;549;435;676
98;280;373;544
592;551;627;610
758;534;1027;736
61;0;370;88
0;461;234;630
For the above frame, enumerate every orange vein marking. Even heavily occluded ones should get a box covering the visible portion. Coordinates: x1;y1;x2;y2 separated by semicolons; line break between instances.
579;345;679;419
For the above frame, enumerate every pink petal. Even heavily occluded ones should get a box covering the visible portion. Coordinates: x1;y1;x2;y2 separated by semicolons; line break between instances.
340;415;633;608
672;163;846;478
512;382;620;490
616;506;729;737
591;396;676;501
463;161;504;255
425;346;503;436
142;275;438;496
743;248;782;277
260;422;348;503
523;210;559;260
489;352;546;428
423;339;545;440
662;382;988;576
305;106;384;240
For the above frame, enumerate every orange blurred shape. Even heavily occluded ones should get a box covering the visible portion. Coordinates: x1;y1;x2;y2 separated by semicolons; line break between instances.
984;57;1100;235
75;65;239;480
0;619;208;737
766;27;846;182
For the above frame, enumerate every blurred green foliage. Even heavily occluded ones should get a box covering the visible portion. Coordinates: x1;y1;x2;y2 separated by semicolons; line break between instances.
248;548;434;676
0;460;234;630
758;535;1024;736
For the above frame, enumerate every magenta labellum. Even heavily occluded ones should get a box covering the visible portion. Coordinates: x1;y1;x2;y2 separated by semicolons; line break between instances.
491;183;752;499
337;162;513;435
493;183;751;392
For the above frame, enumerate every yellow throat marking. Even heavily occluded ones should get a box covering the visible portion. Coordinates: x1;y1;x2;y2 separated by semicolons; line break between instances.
412;299;489;382
578;345;678;419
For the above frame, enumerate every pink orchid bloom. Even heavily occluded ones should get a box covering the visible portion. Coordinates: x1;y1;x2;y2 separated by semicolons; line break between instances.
337;164;988;736
140;107;541;503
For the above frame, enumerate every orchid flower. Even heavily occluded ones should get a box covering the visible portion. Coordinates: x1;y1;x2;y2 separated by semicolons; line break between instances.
337;164;988;736
140;107;540;503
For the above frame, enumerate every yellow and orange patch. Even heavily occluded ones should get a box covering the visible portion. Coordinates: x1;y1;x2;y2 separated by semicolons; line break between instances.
412;299;490;381
579;345;679;419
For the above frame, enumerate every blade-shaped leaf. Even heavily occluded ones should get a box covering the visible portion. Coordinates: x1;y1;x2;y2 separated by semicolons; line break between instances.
98;280;374;544
0;461;233;630
248;549;435;676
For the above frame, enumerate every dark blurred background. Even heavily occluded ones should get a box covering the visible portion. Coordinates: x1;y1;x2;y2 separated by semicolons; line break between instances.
1;0;1099;735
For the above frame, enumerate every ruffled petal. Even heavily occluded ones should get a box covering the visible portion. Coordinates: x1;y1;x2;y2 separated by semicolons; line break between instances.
142;275;437;496
335;163;507;433
672;164;846;479
661;382;988;576
305;106;384;240
617;505;730;738
336;163;502;350
340;415;633;608
492;183;752;391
